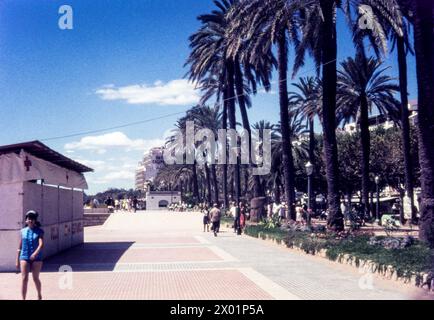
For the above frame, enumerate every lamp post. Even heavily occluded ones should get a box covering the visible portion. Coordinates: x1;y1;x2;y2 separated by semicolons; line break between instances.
375;175;380;224
305;161;314;225
305;162;314;208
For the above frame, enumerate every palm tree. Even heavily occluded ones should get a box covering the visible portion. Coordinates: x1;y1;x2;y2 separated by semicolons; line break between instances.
231;0;300;220
411;0;434;247
336;54;400;219
292;0;404;230
289;76;322;210
351;0;416;223
186;0;243;208
251;121;280;200
273;108;309;207
187;105;222;204
291;0;343;229
165;117;201;202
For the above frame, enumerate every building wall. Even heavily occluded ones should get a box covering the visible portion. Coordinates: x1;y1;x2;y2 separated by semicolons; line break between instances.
146;192;181;210
0;181;84;271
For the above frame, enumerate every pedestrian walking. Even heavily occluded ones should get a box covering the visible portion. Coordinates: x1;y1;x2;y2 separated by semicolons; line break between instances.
202;205;210;232
16;210;44;300
133;196;138;213
209;203;221;237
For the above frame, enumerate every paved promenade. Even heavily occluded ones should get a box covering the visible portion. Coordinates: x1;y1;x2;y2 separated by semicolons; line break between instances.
0;210;430;300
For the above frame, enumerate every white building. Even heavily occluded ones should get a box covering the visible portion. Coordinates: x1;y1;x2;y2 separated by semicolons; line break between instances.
145;191;181;210
135;147;164;192
343;101;418;134
135;161;145;191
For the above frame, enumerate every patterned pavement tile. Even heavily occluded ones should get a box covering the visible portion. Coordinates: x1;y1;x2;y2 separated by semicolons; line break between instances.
1;269;274;300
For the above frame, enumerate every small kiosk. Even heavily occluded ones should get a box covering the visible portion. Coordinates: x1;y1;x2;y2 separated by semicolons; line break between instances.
145;191;181;210
0;141;93;271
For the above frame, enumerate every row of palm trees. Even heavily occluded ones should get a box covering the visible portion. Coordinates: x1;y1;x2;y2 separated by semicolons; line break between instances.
161;0;433;247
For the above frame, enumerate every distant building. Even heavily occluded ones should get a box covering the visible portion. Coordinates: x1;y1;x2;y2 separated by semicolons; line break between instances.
145;191;181;210
342;101;418;134
343;114;395;134
135;161;145;191
135;147;164;192
408;100;418;126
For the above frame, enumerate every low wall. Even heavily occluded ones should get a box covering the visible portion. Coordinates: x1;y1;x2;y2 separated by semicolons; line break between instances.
84;208;109;214
83;213;111;227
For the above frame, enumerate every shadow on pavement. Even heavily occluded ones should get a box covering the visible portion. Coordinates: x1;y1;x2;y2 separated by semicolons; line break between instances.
42;242;134;272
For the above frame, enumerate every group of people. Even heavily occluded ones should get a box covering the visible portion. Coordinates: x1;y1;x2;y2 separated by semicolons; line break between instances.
266;201;313;224
168;202;192;212
105;197;139;213
201;203;222;236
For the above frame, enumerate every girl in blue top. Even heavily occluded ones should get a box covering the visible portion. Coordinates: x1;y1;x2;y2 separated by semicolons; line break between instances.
16;210;44;300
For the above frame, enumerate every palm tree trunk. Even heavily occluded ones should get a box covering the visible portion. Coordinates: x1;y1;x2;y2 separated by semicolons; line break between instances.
308;118;316;212
222;91;229;210
413;0;434;247
204;163;212;206
397;36;416;223
277;30;296;220
234;59;263;198
320;0;344;231
244;165;249;198
275;180;281;204
227;60;241;206
192;162;199;203
211;164;219;204
360;93;371;219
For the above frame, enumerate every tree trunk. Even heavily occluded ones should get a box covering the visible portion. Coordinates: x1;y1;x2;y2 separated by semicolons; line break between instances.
227;60;241;206
320;0;344;231
222;98;229;210
211;164;219;204
359;93;371;219
192;162;199;203
275;180;281;204
244;165;249;199
234;59;263;198
397;35;416;223
308;118;316;212
277;31;296;220
413;0;434;247
204;163;212;206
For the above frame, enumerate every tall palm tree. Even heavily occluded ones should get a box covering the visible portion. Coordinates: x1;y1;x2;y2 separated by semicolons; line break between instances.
273;108;309;206
231;0;300;220
289;76;322;210
251;121;279;199
352;0;416;223
411;0;434;247
292;0;403;230
165;117;201;202
187;105;222;204
336;54;400;219
186;0;243;208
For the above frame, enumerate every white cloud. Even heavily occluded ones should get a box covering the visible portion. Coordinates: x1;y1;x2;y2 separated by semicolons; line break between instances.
65;133;166;193
64;131;165;153
95;79;200;105
88;170;135;185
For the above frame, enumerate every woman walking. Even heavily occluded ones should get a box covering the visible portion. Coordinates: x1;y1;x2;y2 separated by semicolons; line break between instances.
16;210;44;300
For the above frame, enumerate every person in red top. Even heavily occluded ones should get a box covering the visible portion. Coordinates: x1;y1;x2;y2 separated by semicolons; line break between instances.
239;202;246;231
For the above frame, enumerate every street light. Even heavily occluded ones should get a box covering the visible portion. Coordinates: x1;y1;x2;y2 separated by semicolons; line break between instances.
375;175;380;224
305;162;314;208
305;161;314;225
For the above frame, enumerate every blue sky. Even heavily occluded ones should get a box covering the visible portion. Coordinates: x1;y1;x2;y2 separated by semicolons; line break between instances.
0;0;418;194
